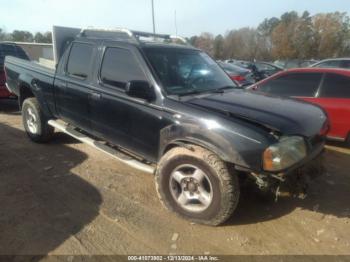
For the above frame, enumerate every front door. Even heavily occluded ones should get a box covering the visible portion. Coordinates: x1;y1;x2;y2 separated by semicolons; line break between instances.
90;43;167;162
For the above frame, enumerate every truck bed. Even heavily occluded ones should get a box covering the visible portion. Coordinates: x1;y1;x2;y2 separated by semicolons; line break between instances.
5;56;56;97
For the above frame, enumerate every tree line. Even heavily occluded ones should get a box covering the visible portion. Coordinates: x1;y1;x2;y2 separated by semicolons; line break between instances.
189;11;350;61
0;29;52;43
1;10;350;61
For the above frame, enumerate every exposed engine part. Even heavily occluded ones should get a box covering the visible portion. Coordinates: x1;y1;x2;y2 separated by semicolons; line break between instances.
270;173;286;182
249;171;309;201
249;172;270;190
274;185;307;202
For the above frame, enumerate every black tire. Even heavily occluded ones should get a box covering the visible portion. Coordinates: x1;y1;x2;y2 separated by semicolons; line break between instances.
22;97;54;143
346;133;350;148
155;145;240;226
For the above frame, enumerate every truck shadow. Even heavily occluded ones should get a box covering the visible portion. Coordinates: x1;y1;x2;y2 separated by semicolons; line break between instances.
0;122;102;257
225;147;350;226
51;132;82;145
0;99;80;145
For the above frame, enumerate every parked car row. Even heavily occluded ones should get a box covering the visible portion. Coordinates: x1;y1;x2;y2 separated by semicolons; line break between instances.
274;59;319;69
218;56;350;146
0;42;29;98
310;58;350;69
221;59;349;145
248;68;350;145
219;60;283;85
217;61;255;86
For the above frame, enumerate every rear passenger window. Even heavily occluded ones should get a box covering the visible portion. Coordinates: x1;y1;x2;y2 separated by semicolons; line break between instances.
259;73;322;97
66;43;94;78
320;73;350;98
100;47;146;89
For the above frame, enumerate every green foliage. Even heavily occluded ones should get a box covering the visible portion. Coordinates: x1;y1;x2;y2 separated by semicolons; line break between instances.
11;30;34;42
0;29;52;43
213;35;224;59
34;32;52;43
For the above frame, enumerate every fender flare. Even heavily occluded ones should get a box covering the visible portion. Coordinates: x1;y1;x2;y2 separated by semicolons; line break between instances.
161;138;231;163
18;73;53;117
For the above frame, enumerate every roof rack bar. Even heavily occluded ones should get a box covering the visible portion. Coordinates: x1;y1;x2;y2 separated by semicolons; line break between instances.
80;27;134;37
78;27;190;46
131;31;171;39
169;35;189;45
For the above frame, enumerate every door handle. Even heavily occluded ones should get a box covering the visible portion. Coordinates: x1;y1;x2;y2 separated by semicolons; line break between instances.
31;80;40;90
90;92;102;100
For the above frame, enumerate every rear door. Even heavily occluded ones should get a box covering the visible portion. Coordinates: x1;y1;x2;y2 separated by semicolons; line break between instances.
310;73;350;140
54;42;97;132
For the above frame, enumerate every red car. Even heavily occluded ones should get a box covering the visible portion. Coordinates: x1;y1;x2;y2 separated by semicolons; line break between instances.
0;42;29;98
249;68;350;145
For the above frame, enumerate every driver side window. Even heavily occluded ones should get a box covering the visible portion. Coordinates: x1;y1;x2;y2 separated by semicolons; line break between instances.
100;47;147;90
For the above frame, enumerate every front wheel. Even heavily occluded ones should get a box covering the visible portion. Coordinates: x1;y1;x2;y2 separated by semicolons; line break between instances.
22;97;54;143
155;145;240;226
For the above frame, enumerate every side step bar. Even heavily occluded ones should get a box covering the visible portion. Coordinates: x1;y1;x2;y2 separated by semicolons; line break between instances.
48;120;155;174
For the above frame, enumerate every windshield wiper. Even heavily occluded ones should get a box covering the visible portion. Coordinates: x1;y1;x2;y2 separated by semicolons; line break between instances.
176;85;237;97
177;85;236;97
177;90;204;97
212;85;236;93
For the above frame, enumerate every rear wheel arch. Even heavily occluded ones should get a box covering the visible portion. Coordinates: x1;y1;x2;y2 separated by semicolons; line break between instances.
19;84;34;109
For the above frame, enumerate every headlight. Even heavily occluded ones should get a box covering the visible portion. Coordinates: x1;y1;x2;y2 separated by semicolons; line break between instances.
263;136;307;172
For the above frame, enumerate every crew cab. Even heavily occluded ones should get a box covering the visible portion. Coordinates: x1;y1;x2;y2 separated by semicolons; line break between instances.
4;27;328;225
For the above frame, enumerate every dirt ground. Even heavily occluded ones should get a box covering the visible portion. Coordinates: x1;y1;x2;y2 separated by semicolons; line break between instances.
0;99;349;256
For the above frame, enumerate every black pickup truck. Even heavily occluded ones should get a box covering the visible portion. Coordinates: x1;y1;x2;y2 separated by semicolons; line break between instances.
4;28;328;225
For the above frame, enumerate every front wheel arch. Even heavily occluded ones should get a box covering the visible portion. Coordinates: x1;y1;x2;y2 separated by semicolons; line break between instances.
161;139;231;163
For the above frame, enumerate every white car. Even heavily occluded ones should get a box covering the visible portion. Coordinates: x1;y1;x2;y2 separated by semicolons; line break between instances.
310;58;350;69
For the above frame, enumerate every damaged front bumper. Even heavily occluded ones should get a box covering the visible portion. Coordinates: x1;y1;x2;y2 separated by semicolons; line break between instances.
250;145;325;200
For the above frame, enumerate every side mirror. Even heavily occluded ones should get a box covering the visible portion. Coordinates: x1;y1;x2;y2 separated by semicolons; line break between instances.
125;80;156;102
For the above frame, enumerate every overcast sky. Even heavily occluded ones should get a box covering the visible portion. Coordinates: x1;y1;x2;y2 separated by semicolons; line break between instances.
1;0;350;37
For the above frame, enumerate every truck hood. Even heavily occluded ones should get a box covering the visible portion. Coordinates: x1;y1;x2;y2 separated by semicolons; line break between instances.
187;90;327;137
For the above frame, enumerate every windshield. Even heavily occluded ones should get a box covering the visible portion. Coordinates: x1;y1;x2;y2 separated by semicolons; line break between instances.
143;47;236;96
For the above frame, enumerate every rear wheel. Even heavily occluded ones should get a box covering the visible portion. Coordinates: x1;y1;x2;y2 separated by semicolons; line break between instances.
22;97;54;143
155;145;240;226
